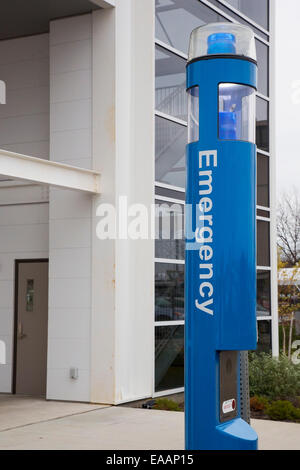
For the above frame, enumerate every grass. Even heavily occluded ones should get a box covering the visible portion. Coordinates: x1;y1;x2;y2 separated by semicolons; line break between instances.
153;398;182;412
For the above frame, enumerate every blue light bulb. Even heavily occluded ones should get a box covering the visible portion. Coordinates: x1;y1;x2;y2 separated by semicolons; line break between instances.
207;32;236;55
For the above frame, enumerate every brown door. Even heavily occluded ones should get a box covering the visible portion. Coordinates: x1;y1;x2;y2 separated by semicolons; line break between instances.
15;261;49;396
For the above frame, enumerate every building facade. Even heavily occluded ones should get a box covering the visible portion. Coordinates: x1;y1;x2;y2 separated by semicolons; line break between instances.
0;0;277;404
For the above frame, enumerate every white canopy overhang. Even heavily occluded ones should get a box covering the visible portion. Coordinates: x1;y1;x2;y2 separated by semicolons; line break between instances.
0;149;100;194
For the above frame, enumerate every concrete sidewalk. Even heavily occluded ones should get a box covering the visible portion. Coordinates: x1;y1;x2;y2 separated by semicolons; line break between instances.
0;396;299;450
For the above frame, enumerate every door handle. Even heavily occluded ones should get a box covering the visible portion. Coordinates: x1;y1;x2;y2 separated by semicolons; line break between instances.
17;322;27;339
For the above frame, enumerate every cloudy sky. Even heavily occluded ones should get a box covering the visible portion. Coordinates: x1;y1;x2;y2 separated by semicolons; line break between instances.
275;0;300;195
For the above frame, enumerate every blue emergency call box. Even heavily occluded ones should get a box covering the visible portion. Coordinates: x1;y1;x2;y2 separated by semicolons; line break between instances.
185;23;258;450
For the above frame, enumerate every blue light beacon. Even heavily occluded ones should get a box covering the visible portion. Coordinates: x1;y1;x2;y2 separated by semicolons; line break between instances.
185;23;258;450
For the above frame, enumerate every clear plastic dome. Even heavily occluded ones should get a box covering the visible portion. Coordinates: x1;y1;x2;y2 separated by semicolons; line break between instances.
188;23;256;62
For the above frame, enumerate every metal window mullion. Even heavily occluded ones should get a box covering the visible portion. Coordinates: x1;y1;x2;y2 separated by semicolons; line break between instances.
257;149;270;157
155;110;187;127
155;258;185;265
155;181;185;193
155;38;188;60
155;320;185;327
257;266;271;271
215;0;270;37
155;195;185;205
256;92;270;102
199;0;270;46
153;387;184;398
257;205;270;212
257;215;271;222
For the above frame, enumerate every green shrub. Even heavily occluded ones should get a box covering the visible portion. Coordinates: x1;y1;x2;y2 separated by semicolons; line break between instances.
249;352;300;401
250;395;269;412
154;398;181;412
265;400;300;422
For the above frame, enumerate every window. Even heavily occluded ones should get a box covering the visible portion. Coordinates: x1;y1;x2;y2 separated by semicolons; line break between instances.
156;0;227;54
207;1;269;40
256;39;269;97
188;86;199;143
155;263;184;322
257;220;270;267
224;0;269;30
156;45;187;121
257;270;271;317
155;200;185;260
26;279;34;312
257;320;272;352
155;115;187;188
257;154;269;207
256;97;269;151
155;324;184;392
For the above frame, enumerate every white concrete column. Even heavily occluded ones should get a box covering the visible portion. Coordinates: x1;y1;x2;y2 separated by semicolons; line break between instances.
47;14;93;402
91;0;155;404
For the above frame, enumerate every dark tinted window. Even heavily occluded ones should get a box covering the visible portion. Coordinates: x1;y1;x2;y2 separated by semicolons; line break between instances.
257;154;269;207
155;263;184;322
155;45;187;121
257;209;270;218
257;220;270;267
257;320;272;352
256;97;269;152
257;270;271;317
155;115;186;188
155;325;184;391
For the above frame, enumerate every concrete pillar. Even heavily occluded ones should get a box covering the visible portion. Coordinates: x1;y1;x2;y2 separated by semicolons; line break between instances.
91;0;155;404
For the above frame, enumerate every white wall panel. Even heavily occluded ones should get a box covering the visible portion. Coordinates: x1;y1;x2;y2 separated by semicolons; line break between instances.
48;308;91;340
0;114;49;146
46;368;90;402
0;33;49;160
0;34;49;64
49;188;92;219
0;86;49;119
50;14;92;46
49;278;91;310
1;141;49;160
50;129;92;162
50;41;91;75
48;14;93;402
50;70;91;103
1;59;49;91
49;248;91;279
47;338;90;370
0;32;50;392
49;219;91;249
50;100;91;133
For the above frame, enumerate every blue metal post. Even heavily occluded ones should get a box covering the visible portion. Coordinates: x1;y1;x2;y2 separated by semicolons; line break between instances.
185;25;258;450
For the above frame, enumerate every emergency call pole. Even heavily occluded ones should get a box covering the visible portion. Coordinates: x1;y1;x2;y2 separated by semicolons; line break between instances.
185;23;258;450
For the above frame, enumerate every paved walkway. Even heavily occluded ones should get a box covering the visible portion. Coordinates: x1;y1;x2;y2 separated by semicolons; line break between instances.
0;395;299;450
